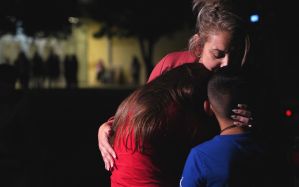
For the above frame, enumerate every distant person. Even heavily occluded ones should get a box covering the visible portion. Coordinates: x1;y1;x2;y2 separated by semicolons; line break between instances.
31;52;45;88
14;51;31;89
64;54;78;88
180;69;267;187
131;56;141;85
96;59;106;83
115;67;126;85
46;48;61;88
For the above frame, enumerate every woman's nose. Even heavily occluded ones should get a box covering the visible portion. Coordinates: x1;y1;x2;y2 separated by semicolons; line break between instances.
220;55;229;67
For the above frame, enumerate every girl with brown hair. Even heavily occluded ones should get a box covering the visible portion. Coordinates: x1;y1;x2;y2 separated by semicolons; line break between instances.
110;63;213;186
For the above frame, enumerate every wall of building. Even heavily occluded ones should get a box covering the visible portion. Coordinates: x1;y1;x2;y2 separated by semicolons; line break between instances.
0;18;193;88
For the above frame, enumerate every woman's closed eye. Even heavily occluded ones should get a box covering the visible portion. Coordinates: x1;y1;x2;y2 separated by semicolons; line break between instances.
213;51;225;59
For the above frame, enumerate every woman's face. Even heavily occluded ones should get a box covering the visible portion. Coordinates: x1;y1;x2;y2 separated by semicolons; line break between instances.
199;31;235;71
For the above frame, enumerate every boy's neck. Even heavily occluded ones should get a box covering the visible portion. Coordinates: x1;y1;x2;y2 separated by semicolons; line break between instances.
217;118;246;135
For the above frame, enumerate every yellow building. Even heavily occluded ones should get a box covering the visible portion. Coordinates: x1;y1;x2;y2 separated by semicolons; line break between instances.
0;18;193;88
75;19;193;87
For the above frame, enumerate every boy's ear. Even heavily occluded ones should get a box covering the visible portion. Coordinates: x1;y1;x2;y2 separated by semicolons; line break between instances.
204;100;214;116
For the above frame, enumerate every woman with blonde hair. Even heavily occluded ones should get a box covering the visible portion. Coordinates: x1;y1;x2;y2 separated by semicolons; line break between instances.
99;0;253;175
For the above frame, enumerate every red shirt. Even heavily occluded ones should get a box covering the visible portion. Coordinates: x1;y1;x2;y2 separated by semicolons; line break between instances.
111;130;163;187
147;51;198;82
111;51;199;187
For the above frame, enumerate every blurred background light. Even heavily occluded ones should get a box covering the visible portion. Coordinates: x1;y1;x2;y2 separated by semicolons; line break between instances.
285;109;293;117
250;14;259;23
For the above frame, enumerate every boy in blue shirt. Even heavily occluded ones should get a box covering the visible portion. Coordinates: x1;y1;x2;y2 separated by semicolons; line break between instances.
180;68;266;187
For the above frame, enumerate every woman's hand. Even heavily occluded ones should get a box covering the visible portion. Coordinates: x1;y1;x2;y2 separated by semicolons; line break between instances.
98;119;116;171
231;104;253;127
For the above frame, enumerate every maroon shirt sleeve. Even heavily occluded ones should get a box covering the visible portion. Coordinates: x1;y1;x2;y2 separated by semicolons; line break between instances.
147;51;198;83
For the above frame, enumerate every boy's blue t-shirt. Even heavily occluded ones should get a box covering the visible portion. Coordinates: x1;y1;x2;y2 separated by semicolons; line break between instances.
180;133;265;187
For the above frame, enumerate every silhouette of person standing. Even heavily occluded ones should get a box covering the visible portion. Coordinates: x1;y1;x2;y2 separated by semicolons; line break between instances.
131;56;141;85
14;51;30;89
96;59;106;83
31;52;45;88
46;48;61;88
64;54;78;88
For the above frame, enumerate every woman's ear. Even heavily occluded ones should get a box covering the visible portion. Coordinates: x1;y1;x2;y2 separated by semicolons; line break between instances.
204;100;214;116
194;34;202;57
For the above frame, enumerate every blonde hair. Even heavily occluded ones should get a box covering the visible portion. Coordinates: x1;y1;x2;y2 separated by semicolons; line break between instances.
189;0;250;67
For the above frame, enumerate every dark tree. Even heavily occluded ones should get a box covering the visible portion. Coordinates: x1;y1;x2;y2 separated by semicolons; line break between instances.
5;0;80;37
0;15;16;36
89;0;194;77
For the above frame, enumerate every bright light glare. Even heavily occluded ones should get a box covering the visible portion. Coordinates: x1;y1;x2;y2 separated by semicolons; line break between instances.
285;109;293;117
68;17;80;24
250;14;259;23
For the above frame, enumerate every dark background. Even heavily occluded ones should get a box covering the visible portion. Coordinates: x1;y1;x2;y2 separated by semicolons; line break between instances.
1;89;134;187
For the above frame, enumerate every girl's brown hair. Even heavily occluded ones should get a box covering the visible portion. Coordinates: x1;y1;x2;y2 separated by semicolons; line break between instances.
111;63;211;152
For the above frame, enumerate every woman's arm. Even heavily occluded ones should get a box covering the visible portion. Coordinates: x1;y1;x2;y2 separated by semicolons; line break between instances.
98;118;116;171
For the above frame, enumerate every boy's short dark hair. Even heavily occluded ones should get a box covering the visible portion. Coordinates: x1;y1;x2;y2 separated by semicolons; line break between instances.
207;67;250;118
